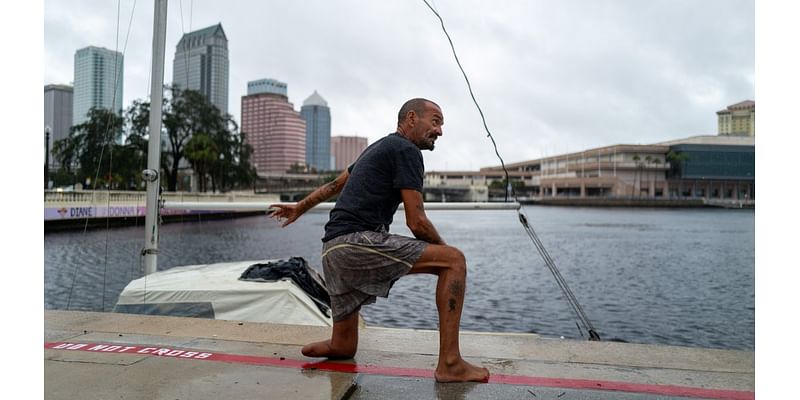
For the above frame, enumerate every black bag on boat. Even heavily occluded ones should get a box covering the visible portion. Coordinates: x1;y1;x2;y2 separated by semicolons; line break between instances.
239;257;331;317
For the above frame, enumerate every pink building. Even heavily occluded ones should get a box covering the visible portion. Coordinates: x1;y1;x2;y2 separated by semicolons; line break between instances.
241;92;306;174
331;136;368;171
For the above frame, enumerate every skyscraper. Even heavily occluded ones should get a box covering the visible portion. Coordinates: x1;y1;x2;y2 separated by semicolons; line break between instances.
331;136;368;171
72;46;123;126
172;23;229;114
300;91;332;171
241;79;306;174
44;84;73;170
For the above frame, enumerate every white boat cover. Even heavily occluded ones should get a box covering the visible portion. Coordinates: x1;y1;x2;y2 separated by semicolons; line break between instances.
114;260;333;327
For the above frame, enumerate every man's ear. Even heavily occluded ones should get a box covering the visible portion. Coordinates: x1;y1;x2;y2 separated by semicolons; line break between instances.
407;111;416;127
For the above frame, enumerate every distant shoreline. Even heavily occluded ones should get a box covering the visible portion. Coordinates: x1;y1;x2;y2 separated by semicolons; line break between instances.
518;197;754;209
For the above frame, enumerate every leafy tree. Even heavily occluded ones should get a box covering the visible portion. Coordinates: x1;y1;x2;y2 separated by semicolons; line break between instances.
666;151;689;177
651;158;662;197
219;130;257;192
51;108;141;189
126;87;256;192
644;155;653;198
288;162;308;174
185;133;218;192
489;179;524;191
632;154;641;198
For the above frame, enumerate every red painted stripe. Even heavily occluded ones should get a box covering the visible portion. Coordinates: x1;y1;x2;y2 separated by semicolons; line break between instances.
45;342;753;400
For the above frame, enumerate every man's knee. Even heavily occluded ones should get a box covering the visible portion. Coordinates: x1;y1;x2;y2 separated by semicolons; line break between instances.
442;245;467;274
411;244;468;275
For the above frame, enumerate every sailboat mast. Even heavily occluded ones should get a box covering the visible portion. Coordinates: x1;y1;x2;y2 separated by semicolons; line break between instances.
143;0;168;275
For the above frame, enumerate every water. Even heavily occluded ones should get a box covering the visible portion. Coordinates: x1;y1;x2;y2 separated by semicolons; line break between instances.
44;206;755;351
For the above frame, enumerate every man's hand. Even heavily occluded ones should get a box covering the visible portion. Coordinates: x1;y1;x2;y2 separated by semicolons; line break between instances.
269;204;302;227
268;169;350;228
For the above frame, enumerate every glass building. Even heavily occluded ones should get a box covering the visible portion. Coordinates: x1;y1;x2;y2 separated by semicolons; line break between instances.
172;24;229;114
668;144;754;180
72;46;123;126
300;91;331;172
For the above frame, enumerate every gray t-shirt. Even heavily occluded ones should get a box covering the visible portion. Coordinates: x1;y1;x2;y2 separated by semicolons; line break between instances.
322;132;424;242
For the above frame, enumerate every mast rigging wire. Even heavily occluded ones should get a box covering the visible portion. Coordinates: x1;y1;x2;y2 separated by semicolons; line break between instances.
421;0;600;340
66;0;138;312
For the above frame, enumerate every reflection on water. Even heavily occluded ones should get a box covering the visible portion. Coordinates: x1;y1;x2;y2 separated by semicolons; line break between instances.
44;206;754;350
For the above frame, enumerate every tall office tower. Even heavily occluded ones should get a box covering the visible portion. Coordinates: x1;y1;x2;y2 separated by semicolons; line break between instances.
172;24;229;114
241;79;306;173
73;46;123;126
717;100;755;137
300;91;331;171
331;136;368;171
44;84;74;170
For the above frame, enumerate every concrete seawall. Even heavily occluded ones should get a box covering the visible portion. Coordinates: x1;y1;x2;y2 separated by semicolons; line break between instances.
523;197;754;208
44;190;280;231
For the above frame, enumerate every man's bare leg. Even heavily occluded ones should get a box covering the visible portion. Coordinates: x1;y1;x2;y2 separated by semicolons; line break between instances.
301;310;359;359
409;245;490;383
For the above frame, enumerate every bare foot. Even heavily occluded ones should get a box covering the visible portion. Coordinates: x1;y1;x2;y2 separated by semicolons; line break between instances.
301;339;356;359
434;358;490;383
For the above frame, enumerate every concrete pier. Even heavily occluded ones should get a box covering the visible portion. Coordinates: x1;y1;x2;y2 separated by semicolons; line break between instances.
45;310;753;399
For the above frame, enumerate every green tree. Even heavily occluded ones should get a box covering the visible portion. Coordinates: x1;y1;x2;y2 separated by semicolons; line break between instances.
185;133;218;192
631;154;641;198
651;158;662;197
126;87;256;192
288;162;308;174
665;151;689;198
126;98;175;186
219;129;257;192
644;155;653;198
666;151;689;168
51;108;140;189
489;179;524;191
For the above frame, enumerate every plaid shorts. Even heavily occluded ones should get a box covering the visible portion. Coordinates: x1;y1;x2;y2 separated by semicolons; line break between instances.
321;230;428;321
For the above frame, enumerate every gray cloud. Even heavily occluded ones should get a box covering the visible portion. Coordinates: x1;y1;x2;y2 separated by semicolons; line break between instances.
44;0;754;171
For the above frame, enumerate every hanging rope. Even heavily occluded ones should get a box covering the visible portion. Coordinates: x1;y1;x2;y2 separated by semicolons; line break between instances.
517;213;600;340
421;0;600;340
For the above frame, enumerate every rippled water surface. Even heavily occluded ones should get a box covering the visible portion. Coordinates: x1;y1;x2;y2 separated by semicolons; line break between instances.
44;206;754;350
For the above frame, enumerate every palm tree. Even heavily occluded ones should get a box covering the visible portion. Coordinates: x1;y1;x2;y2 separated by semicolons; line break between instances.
184;133;218;192
651;158;662;197
666;151;689;198
644;155;653;198
632;154;641;198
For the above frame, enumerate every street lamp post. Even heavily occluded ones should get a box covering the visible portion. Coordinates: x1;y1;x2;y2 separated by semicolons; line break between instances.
45;125;51;189
218;153;225;193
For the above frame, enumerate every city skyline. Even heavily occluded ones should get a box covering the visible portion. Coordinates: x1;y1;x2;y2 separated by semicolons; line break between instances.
44;0;755;171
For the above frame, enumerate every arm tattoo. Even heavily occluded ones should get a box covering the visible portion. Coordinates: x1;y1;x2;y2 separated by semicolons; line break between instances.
324;180;339;196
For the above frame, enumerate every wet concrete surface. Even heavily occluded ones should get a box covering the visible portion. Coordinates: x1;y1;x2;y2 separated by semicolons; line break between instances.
44;310;753;400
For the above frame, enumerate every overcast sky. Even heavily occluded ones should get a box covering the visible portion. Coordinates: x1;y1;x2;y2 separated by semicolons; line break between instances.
44;0;754;171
